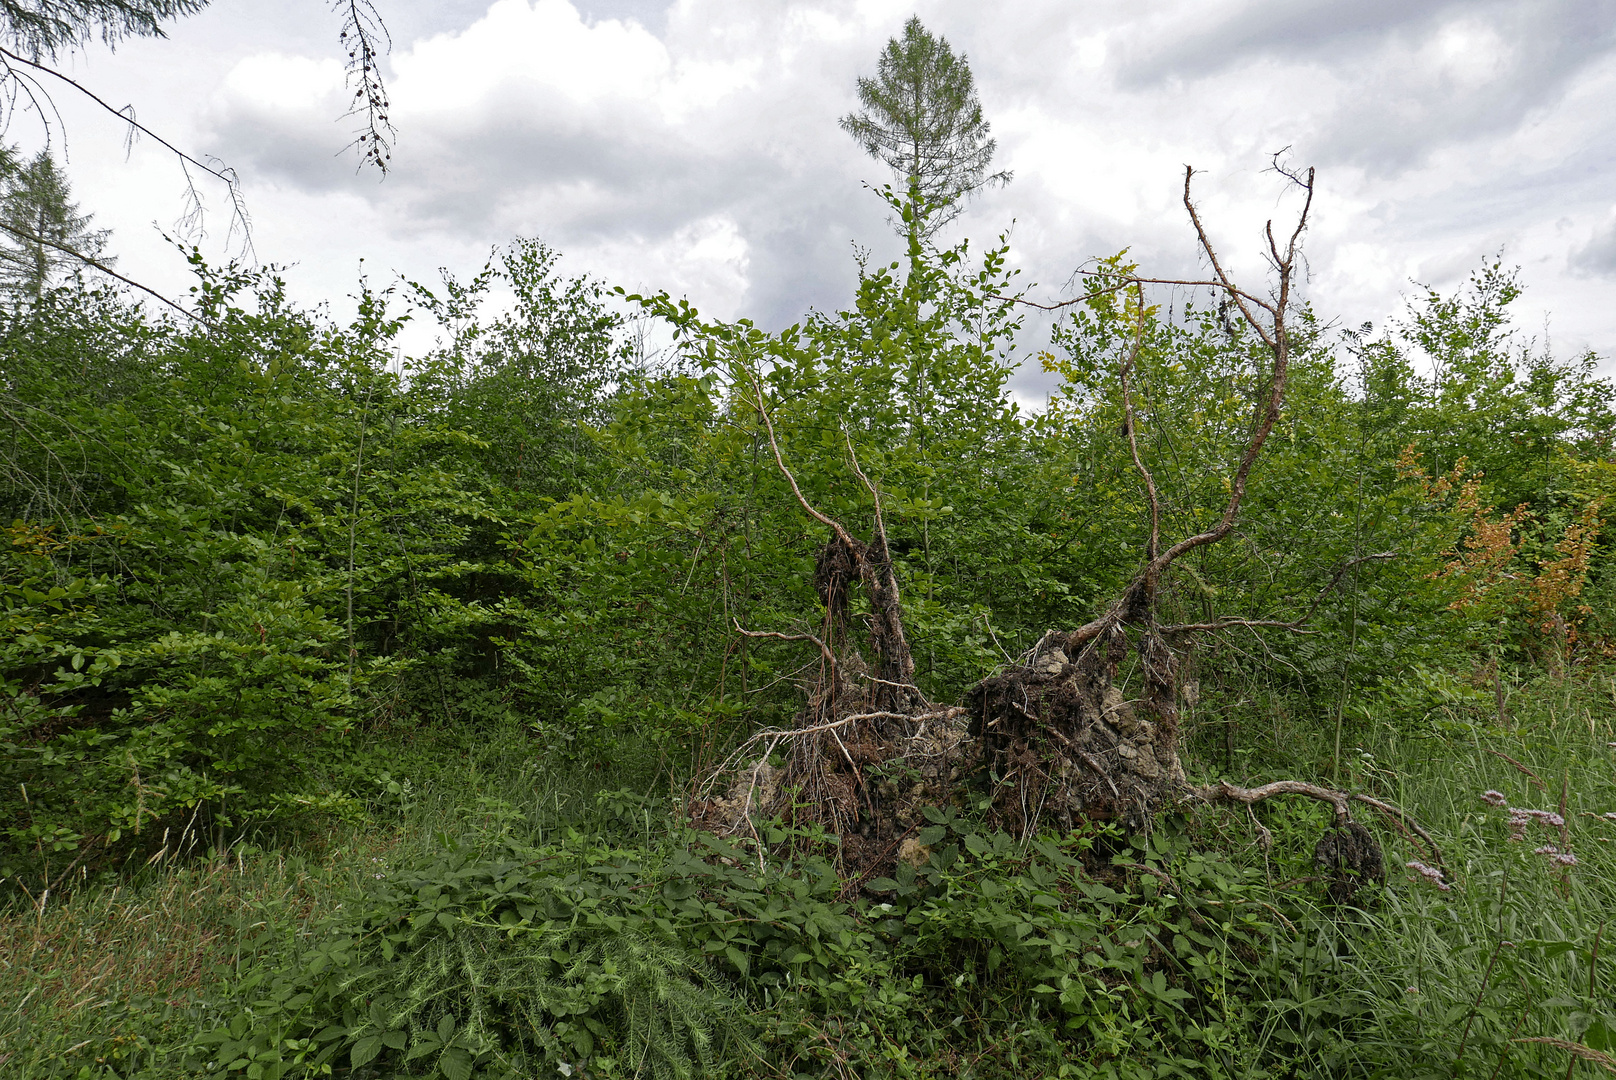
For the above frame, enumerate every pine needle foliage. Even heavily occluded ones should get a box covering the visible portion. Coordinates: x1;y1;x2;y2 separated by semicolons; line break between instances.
839;16;1010;235
0;145;113;302
0;0;207;58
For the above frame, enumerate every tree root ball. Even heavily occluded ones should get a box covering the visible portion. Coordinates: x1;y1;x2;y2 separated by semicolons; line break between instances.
967;635;1188;837
1313;820;1386;905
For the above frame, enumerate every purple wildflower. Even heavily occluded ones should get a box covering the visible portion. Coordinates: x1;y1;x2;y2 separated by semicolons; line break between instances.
1507;810;1531;841
1531;845;1579;868
1406;860;1451;891
1482;790;1507;807
1505;807;1565;840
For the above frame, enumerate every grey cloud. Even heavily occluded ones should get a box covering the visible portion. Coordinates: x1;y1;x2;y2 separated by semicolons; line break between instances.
377;0;537;40
210;96;882;330
1571;223;1616;277
1326;6;1616;170
211;85;729;229
1117;0;1616;174
173;0;1616;361
1120;0;1615;81
572;0;673;30
727;187;898;326
1120;0;1490;80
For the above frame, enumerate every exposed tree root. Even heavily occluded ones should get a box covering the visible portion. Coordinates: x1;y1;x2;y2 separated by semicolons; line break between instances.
968;627;1185;836
1191;779;1447;899
691;162;1447;900
687;376;969;877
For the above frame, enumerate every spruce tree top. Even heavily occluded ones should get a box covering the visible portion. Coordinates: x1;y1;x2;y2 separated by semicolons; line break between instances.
839;16;1010;236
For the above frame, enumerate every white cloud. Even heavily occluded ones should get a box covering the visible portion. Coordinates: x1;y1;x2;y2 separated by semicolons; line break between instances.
27;0;1616;383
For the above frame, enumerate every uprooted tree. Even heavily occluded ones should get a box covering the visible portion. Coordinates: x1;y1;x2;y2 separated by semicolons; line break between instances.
691;163;1445;898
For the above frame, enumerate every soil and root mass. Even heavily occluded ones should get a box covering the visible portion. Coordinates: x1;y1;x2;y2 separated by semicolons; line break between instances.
693;163;1446;896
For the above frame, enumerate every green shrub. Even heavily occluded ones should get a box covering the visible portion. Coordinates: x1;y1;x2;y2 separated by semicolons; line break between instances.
189;795;1356;1080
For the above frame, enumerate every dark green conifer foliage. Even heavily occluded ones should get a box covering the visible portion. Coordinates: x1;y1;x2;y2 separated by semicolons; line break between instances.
839;16;1010;236
0;0;206;58
0;147;111;302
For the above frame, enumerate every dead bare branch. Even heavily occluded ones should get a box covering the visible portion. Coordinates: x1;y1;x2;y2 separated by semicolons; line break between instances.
1150;165;1314;578
741;369;860;551
1197;779;1445;875
0;219;213;327
986;274;1274;313
0;46;254;255
732;620;837;679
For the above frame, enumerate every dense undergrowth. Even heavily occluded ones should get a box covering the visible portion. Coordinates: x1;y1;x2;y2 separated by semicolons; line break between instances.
6;177;1616;1076
3;677;1614;1079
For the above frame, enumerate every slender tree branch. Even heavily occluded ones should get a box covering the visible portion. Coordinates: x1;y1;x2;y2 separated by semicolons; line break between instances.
1181;165;1279;348
0;45;253;254
1197;779;1445;874
732;620;838;680
0;219;212;326
741;368;860;552
752;707;966;741
987;274;1275;314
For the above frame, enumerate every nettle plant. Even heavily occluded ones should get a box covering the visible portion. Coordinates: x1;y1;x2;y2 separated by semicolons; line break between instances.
189;792;1337;1080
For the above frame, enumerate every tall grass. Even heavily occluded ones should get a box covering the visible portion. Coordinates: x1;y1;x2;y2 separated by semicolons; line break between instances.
4;692;1614;1079
1230;673;1616;1078
0;718;671;1079
0;832;395;1076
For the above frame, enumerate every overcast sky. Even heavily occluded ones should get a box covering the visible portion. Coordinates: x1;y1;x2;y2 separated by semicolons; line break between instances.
24;0;1616;397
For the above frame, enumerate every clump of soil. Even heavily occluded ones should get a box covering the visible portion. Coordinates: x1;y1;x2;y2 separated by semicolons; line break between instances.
690;700;975;876
1313;820;1387;905
968;628;1188;837
689;532;976;879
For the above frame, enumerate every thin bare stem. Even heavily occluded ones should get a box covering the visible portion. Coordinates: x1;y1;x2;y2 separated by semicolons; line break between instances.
0;220;213;326
346;375;376;689
1120;281;1160;562
986;274;1274;313
1163;553;1398;635
1456;940;1512;1075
